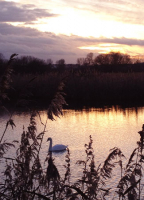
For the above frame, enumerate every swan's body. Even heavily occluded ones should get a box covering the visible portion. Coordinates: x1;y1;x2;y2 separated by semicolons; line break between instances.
47;137;67;152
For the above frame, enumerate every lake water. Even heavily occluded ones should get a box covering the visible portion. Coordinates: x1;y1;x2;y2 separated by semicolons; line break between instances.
1;106;144;198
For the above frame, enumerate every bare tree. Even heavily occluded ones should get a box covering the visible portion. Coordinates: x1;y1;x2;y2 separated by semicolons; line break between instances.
85;53;94;66
77;53;94;66
56;59;65;66
77;58;85;66
94;52;132;65
47;59;53;65
56;59;65;71
94;54;110;65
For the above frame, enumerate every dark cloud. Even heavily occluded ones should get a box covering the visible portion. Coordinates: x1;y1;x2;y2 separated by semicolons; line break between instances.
0;22;144;63
0;22;40;36
74;36;144;46
0;1;58;23
0;23;79;63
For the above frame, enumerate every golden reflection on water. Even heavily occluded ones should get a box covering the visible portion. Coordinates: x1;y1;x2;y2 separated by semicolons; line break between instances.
60;106;143;159
1;106;144;181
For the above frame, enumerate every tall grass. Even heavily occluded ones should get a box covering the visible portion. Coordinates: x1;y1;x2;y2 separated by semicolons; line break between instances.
10;70;144;108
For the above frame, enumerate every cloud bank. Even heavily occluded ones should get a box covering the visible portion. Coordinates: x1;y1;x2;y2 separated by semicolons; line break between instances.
1;22;144;63
0;1;58;23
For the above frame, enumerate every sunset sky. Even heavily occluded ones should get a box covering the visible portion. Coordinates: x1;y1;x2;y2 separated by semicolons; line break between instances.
1;0;144;63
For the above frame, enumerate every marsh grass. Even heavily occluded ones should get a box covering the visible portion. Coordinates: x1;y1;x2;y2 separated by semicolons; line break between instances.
1;56;144;199
10;70;144;108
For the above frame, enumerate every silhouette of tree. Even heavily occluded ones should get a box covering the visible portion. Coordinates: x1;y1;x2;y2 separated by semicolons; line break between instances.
77;53;94;66
85;53;94;66
47;59;53;65
94;52;132;65
77;58;85;66
56;59;65;71
47;59;53;71
0;53;5;64
134;59;141;64
94;54;109;65
56;59;65;65
0;53;6;74
13;56;48;74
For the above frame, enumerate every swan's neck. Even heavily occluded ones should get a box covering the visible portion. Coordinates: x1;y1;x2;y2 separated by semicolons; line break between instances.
49;138;52;151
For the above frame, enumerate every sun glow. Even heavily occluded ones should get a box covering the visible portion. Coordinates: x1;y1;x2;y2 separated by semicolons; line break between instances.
7;1;144;41
78;43;128;54
31;6;144;40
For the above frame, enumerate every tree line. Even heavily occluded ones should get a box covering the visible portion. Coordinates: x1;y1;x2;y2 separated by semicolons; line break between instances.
0;52;143;74
77;52;133;66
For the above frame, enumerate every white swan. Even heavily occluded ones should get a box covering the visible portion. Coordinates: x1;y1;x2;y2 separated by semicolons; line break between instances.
47;137;67;152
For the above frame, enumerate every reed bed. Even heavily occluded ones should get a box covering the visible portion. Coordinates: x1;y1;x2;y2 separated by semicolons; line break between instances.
10;70;144;108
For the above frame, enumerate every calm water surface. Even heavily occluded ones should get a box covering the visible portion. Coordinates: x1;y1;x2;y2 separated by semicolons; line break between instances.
1;106;144;197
